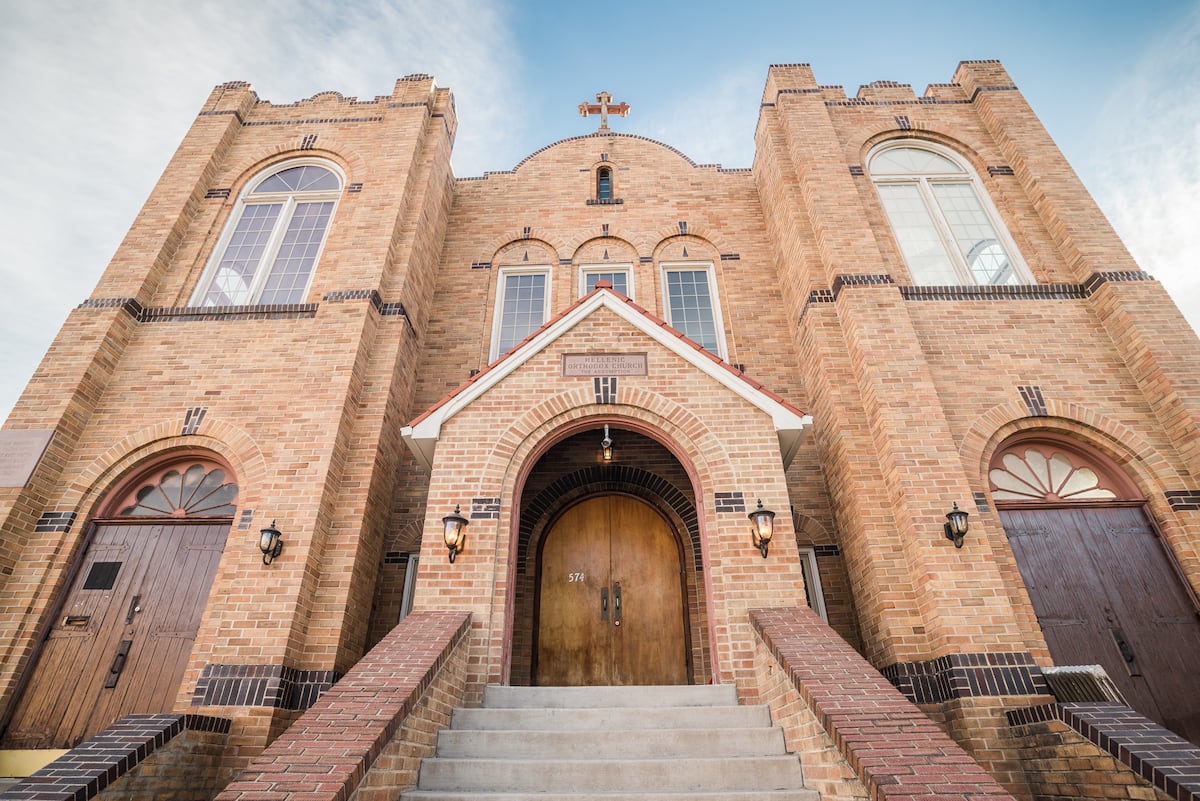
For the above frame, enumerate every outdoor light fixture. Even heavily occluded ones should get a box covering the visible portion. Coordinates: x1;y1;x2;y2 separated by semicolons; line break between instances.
748;499;776;559
442;505;469;563
259;520;284;565
944;503;970;548
600;424;614;463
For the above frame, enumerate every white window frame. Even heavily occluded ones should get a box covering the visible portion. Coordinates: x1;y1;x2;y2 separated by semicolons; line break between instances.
490;266;553;362
867;140;1032;286
797;547;828;622
578;264;633;298
660;262;728;359
399;554;419;621
190;158;344;307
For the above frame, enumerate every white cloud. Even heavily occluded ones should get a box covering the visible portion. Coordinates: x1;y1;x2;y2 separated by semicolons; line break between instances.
1086;4;1200;336
638;65;763;169
0;0;520;423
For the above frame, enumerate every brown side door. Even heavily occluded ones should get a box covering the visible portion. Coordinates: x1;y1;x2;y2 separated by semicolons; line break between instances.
536;496;688;686
1002;505;1200;744
2;521;228;749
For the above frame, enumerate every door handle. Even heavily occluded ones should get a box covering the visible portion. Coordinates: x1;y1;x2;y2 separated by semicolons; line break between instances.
600;586;608;621
613;582;622;626
104;640;133;688
125;595;142;625
1111;628;1141;676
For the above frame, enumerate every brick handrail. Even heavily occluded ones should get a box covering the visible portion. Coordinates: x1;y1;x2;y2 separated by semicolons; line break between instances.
216;610;471;801
751;607;1017;801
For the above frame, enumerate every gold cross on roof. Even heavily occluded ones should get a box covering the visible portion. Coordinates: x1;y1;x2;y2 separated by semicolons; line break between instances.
578;91;630;131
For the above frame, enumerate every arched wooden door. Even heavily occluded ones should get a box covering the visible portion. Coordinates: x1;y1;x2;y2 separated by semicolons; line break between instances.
2;462;235;749
992;440;1200;744
536;495;688;686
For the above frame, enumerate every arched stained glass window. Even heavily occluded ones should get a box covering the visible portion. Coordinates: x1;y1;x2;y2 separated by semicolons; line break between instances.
989;442;1128;503
192;161;343;307
869;142;1030;287
116;463;238;517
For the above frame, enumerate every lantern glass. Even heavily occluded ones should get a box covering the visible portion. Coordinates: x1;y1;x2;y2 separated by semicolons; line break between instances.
946;503;969;536
259;522;280;555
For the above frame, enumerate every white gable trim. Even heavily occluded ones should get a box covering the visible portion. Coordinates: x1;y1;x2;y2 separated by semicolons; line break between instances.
401;291;812;471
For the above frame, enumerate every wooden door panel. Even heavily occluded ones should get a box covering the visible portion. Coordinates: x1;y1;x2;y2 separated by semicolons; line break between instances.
611;498;687;686
1002;507;1200;745
2;522;228;749
536;496;688;687
537;498;613;686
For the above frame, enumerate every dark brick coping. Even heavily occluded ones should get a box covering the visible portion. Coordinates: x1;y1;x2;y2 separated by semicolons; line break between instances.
0;714;230;801
214;610;471;801
1008;702;1200;801
881;651;1049;704
751;606;1018;801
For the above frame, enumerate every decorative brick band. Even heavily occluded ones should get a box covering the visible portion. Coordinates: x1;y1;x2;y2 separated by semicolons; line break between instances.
812;544;841;557
1019;385;1049;417
586;197;624;205
832;273;895;292
881;652;1049;704
213;611;470;801
0;713;230;801
973;491;991;513
714;491;747;513
191;664;339;711
204;187;231;199
383;550;410;565
182;406;207;436
243;115;384;127
1166;490;1200;511
35;511;77;533
470;497;500;520
1082;269;1155;294
752;607;1019;801
347;182;363;193
1007;702;1200;801
236;509;255;530
900;283;1086;301
518;466;700;574
593;376;617;403
987;165;1015;176
140;303;319;322
848;165;864;176
719;253;741;261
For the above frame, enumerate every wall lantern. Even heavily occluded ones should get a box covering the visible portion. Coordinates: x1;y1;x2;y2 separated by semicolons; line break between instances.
748;499;776;559
259;520;284;565
442;505;469;563
944;503;970;548
600;424;614;463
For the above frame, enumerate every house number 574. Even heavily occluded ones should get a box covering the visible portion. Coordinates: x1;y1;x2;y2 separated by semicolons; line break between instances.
568;572;585;582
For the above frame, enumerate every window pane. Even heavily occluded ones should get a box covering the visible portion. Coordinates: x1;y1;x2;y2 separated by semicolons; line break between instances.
597;168;612;200
876;184;959;285
201;203;283;306
258;201;334;305
665;270;719;354
871;147;963;176
931;183;1018;285
496;273;547;357
583;271;628;296
254;165;340;194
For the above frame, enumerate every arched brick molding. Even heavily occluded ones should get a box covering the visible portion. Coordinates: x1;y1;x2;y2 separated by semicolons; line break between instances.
517;465;701;575
484;231;569;264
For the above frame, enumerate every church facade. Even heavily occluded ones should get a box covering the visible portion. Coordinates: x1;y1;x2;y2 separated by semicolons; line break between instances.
1;60;1199;798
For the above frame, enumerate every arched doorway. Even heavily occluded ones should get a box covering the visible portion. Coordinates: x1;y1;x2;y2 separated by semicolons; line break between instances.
535;495;688;686
2;458;236;749
509;426;708;686
991;436;1200;744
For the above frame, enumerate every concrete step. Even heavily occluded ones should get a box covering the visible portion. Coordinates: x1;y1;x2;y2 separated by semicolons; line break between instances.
481;684;737;708
416;755;806;793
436;726;786;759
450;703;771;731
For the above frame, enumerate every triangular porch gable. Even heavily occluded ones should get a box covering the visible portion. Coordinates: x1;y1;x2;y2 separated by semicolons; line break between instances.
401;286;812;471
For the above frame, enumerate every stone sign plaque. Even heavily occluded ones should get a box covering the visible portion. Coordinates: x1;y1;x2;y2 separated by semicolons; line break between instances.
562;353;647;377
0;430;53;488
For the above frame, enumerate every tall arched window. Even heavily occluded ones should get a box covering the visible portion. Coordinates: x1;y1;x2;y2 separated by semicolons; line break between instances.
869;142;1029;286
192;161;343;306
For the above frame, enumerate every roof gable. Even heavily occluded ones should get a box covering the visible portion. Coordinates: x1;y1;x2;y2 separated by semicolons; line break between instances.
401;287;812;471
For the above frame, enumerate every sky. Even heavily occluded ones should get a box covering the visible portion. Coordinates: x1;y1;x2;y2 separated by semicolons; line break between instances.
1;0;1198;424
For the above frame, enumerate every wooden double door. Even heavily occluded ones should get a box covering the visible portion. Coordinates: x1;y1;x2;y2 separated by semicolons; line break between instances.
1002;505;1200;745
2;521;228;749
536;495;688;686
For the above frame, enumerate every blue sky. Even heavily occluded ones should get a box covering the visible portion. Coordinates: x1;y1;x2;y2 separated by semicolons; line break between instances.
1;0;1198;422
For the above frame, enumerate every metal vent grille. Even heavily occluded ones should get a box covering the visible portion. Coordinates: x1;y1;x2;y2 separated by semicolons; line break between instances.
1042;665;1127;703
